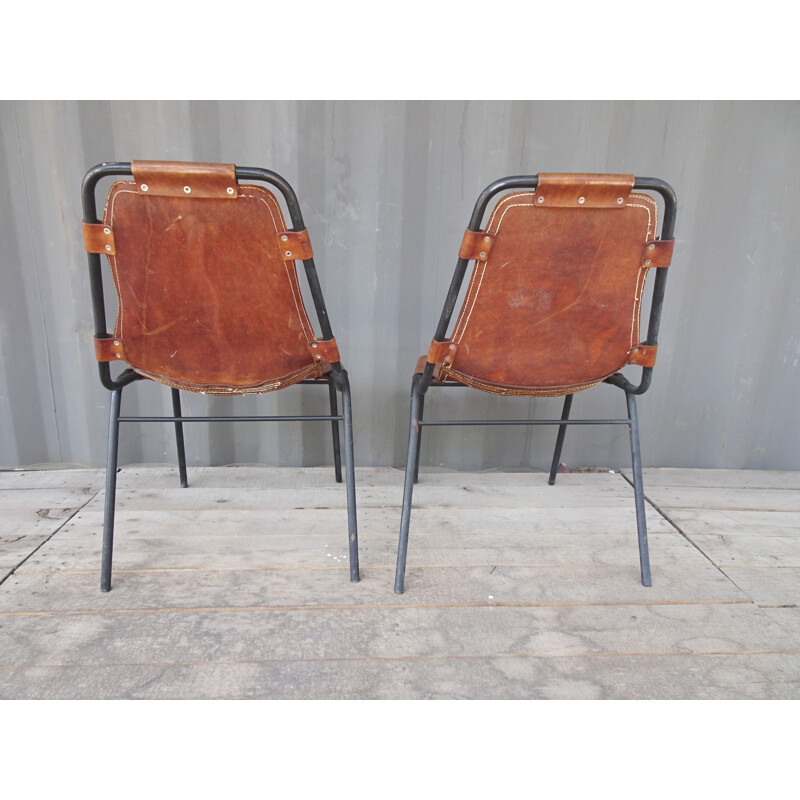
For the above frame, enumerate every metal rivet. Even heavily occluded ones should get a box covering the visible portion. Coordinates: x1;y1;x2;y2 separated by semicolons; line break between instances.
105;245;111;251
315;355;321;360
617;197;624;204
114;341;120;345
449;344;455;350
285;250;292;257
226;187;235;195
578;196;585;204
648;243;655;250
140;184;148;192
444;356;451;361
479;252;486;259
115;353;121;358
183;186;191;193
645;259;651;266
103;227;111;235
483;236;491;243
311;343;318;348
281;235;289;242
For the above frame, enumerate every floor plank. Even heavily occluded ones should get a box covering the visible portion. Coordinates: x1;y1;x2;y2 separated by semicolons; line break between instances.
0;465;797;699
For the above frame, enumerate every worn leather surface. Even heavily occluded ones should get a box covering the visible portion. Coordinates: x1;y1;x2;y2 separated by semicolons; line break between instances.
94;336;125;362
536;173;634;207
131;161;237;199
437;176;661;395
101;177;330;393
458;229;495;261
83;222;116;254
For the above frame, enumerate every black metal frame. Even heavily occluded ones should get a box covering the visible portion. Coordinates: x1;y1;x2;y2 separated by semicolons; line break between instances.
82;163;359;591
394;175;677;593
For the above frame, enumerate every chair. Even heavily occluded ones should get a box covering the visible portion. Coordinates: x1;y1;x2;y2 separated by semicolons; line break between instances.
81;160;359;591
394;173;677;593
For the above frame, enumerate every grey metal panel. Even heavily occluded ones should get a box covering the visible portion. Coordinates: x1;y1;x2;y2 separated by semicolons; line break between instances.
1;100;798;471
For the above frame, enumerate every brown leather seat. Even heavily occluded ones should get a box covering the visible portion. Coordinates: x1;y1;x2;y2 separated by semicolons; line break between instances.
82;160;359;591
413;174;671;395
396;173;677;594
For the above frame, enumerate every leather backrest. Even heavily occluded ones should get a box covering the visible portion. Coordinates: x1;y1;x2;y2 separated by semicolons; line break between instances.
101;169;326;394
444;175;659;395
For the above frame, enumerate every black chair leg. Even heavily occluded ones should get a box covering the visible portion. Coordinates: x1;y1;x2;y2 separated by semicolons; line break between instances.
328;378;343;484
413;391;425;483
171;388;189;488
548;393;573;485
395;374;423;594
626;390;651;587
339;372;360;582
101;386;123;592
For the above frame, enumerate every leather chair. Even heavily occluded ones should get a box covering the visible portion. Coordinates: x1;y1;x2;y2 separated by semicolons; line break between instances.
394;173;677;593
81;161;359;591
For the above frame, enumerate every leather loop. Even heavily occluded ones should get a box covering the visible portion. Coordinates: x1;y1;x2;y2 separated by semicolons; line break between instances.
131;161;237;199
428;339;457;365
83;222;116;254
95;336;125;362
535;173;634;208
307;338;340;363
278;230;313;261
628;344;657;367
458;230;495;262
642;239;674;268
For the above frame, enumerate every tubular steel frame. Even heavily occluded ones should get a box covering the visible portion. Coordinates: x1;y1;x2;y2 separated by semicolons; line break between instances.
394;175;678;594
82;163;359;591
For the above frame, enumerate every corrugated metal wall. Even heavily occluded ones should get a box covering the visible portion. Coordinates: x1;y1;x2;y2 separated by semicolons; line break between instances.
1;100;799;471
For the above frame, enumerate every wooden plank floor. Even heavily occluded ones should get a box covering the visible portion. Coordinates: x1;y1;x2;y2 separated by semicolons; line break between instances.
1;466;798;699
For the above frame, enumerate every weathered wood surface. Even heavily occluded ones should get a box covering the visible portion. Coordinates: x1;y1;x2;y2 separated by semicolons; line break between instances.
628;467;800;611
0;472;101;578
0;465;798;699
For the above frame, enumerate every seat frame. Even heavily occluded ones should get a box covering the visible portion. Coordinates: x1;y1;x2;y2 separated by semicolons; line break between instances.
82;163;359;591
394;174;677;593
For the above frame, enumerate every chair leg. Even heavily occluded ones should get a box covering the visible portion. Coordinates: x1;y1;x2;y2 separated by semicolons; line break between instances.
101;386;123;592
395;374;423;594
548;393;573;485
626;391;652;587
412;391;425;484
171;388;189;488
328;378;343;484
339;372;360;582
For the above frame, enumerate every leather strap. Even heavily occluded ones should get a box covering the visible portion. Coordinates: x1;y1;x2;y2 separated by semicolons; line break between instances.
95;336;125;362
279;229;313;261
535;173;634;208
428;339;457;365
131;161;237;199
458;230;495;262
307;338;340;363
642;239;674;268
628;344;657;367
83;222;116;254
